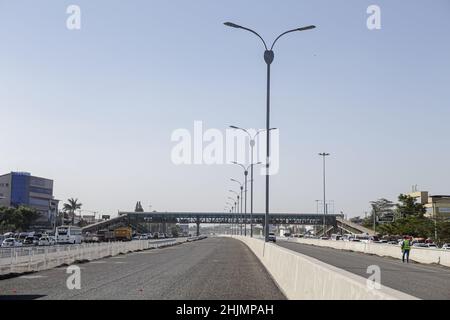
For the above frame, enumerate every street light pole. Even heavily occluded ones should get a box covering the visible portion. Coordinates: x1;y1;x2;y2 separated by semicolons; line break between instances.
230;127;275;237
228;197;237;235
319;153;330;236
230;180;244;235
225;22;316;242
229;190;240;235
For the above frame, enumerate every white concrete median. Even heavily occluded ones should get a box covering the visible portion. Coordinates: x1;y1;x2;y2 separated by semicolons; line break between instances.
0;239;182;276
288;238;450;267
229;236;418;300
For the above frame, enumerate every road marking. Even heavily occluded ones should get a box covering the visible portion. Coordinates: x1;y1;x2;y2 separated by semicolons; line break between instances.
18;275;47;279
114;262;127;264
90;261;107;264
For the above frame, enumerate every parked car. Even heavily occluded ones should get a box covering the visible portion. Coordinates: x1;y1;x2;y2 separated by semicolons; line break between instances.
1;238;23;247
83;233;99;243
331;234;342;241
268;232;276;243
442;243;450;250
38;236;53;246
139;234;149;240
49;236;57;245
17;232;29;242
426;243;438;249
23;236;38;246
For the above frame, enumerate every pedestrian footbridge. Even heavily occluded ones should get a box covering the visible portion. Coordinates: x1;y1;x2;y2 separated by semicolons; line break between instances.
82;212;343;235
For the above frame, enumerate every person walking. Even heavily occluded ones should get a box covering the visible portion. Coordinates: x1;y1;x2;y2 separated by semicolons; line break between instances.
401;236;412;263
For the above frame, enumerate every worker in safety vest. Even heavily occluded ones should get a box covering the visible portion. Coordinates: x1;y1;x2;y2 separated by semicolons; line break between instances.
401;236;412;263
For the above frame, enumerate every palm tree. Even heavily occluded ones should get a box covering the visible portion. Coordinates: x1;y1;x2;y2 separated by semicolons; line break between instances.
63;198;82;225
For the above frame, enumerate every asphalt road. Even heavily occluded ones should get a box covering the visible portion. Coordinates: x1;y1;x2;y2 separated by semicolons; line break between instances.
278;240;450;300
0;237;285;300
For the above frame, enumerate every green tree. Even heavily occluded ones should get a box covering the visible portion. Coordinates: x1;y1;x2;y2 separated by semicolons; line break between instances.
63;198;82;225
0;206;40;232
363;198;394;230
171;225;182;237
396;194;426;218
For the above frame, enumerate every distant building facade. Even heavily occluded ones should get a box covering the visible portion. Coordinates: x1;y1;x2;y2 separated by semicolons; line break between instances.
0;172;59;229
408;191;450;220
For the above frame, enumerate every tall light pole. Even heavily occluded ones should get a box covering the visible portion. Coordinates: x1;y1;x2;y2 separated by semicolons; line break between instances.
225;22;316;242
231;179;244;235
226;201;234;234
231;161;261;237
224;206;231;234
230;126;276;237
229;191;240;235
319;153;330;236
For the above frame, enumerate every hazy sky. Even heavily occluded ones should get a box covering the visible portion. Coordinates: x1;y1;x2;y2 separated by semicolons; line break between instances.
1;0;449;218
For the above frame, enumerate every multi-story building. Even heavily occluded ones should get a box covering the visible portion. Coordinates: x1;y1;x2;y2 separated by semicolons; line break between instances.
408;191;450;220
0;172;59;229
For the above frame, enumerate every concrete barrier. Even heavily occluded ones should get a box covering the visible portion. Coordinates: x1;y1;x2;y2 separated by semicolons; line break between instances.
0;238;183;276
228;236;417;300
288;238;450;267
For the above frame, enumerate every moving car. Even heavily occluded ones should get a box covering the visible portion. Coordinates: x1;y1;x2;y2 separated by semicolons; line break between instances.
1;238;23;247
268;232;276;243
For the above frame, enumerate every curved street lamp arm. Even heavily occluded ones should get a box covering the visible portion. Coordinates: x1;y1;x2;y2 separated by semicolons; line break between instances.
231;161;246;171
270;25;316;50
230;126;252;140
254;127;277;140
230;178;243;187
224;22;268;50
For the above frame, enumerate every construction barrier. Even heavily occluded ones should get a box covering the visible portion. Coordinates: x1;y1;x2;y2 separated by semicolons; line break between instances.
0;239;181;276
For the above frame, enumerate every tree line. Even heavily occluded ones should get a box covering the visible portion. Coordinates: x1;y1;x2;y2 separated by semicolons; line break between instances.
351;194;450;243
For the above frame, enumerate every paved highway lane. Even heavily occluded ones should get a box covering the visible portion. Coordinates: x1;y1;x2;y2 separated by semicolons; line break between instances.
278;240;450;300
0;237;285;300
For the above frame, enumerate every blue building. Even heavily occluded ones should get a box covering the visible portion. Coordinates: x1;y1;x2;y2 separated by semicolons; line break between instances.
0;172;59;229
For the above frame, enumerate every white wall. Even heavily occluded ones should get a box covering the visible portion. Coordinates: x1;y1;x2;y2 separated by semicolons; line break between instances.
230;236;417;300
291;238;450;267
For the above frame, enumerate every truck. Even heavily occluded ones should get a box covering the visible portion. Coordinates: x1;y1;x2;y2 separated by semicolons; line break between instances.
97;230;115;242
114;227;132;241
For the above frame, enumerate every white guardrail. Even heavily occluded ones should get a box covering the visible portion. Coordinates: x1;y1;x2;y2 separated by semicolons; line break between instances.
286;238;450;267
0;239;182;276
226;235;418;300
